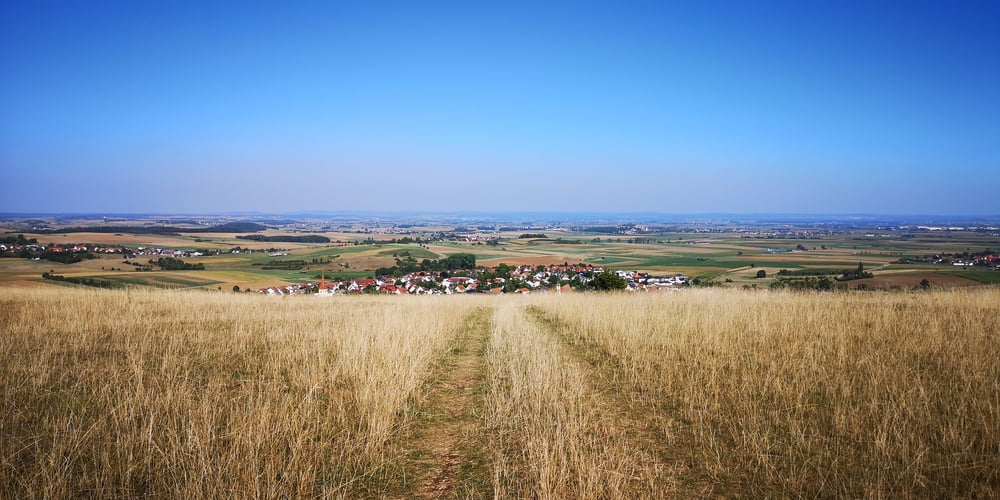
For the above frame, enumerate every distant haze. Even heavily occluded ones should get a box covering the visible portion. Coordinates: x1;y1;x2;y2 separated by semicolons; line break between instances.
2;2;998;215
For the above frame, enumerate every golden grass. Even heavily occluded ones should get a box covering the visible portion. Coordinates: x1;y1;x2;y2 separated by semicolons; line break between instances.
2;287;998;497
0;288;472;498
534;288;1000;497
484;303;637;499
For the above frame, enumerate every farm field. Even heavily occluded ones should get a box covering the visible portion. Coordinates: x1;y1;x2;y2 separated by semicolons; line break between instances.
2;221;999;292
2;287;998;497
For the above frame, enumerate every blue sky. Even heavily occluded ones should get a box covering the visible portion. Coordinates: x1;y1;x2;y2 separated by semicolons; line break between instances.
2;1;998;215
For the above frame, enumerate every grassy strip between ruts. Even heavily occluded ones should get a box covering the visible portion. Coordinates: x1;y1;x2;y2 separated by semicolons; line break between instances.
393;306;493;498
485;304;651;498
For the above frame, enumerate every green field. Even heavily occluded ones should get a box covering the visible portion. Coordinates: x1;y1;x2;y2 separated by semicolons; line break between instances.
375;246;439;259
944;270;1000;284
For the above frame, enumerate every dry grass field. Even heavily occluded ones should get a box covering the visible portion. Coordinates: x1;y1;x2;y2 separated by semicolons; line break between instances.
533;289;1000;497
2;287;998;498
1;289;476;498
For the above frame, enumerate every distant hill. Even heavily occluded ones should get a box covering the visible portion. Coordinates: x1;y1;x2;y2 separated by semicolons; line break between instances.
204;222;268;233
236;234;330;243
43;222;268;234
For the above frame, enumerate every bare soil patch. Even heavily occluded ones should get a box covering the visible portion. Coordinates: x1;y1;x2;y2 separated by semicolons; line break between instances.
846;272;981;289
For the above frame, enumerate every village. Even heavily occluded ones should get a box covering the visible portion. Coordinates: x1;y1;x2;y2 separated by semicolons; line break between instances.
258;264;690;296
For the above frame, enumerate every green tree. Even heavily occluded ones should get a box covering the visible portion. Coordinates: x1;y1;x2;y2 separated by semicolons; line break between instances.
839;261;873;281
495;263;512;279
756;269;767;278
593;270;627;291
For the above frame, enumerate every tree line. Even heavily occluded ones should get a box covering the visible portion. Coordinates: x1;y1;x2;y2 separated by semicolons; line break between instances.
41;222;268;234
1;247;96;264
237;234;331;243
1;234;38;245
41;272;119;289
150;257;204;270
375;253;477;277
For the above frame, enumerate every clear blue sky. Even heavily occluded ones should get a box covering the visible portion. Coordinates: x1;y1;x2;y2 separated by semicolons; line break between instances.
2;1;998;215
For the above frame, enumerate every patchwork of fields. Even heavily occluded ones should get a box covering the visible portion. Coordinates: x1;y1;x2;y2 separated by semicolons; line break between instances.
2;226;998;291
2;287;998;497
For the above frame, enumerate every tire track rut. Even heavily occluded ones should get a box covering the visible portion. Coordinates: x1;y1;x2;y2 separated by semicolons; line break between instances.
400;306;492;499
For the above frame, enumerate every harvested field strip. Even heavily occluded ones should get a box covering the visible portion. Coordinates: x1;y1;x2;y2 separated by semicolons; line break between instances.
484;304;641;499
397;306;493;498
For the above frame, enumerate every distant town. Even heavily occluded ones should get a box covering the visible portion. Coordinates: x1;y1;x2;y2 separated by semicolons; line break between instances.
261;265;689;297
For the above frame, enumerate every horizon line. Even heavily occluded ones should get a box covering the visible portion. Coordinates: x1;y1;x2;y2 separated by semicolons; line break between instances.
3;211;1000;221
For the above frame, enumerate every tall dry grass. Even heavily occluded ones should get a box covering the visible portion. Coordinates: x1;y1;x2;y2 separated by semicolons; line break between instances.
484;302;638;499
0;287;472;498
535;288;1000;497
4;286;998;497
